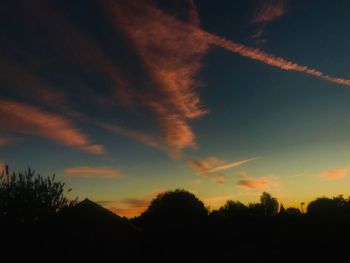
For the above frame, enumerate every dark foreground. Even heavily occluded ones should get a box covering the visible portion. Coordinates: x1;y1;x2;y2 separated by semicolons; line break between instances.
1;198;349;263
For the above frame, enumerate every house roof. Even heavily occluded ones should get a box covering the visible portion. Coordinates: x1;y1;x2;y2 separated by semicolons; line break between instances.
65;198;141;233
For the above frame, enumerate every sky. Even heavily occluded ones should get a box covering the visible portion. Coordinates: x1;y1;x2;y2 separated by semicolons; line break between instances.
1;0;350;217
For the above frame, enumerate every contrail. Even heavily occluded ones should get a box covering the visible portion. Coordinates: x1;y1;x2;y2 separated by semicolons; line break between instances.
199;30;350;87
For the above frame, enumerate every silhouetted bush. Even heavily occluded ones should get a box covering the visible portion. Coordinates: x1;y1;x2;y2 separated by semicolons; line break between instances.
0;167;75;224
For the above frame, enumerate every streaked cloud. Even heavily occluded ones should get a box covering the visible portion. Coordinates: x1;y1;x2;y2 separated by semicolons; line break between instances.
205;32;350;87
0;58;67;110
0;99;104;154
64;166;121;179
105;0;350;153
105;0;209;150
109;0;350;94
187;157;258;175
321;167;350;180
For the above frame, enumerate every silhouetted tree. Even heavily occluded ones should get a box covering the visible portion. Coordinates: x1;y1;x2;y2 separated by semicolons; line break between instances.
0;167;75;224
260;192;279;217
307;195;347;218
138;189;208;230
217;200;249;220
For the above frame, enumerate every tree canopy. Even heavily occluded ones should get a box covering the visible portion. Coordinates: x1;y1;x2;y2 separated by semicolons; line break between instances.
260;192;279;217
138;189;208;229
307;195;349;218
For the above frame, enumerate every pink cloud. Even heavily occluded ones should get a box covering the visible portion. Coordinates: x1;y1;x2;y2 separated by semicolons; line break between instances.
237;172;280;190
237;178;269;189
321;167;350;180
105;0;209;150
0;99;105;154
251;0;286;24
64;166;120;179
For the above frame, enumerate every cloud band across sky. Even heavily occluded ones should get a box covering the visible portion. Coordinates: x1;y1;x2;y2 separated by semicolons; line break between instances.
0;99;105;154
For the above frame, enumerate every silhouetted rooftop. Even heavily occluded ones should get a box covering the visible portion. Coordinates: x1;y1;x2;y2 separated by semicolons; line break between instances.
65;198;141;233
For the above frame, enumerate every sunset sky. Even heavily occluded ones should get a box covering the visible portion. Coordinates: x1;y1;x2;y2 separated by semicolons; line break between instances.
2;0;350;217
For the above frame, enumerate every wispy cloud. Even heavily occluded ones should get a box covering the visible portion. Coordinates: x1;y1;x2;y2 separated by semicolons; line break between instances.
187;157;258;175
187;157;258;185
321;167;350;180
251;0;286;24
100;122;180;156
64;166;120;179
103;189;166;217
0;99;105;154
0;58;68;109
3;0;350;157
250;0;286;46
237;172;280;190
104;0;350;154
105;0;209;151
237;178;269;189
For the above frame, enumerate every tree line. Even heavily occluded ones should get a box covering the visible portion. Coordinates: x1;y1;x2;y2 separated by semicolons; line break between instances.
1;167;350;262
